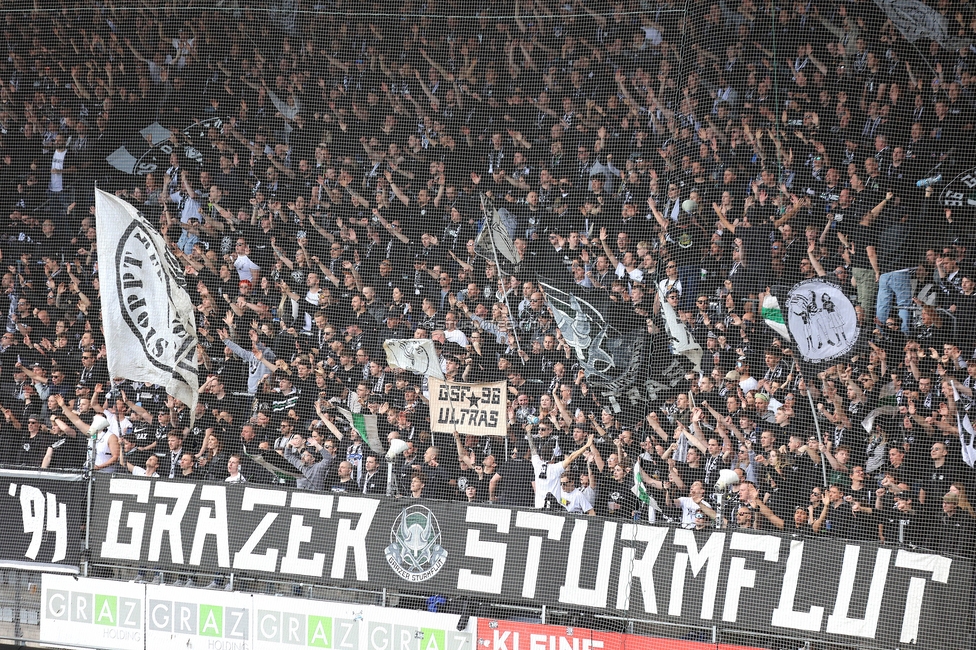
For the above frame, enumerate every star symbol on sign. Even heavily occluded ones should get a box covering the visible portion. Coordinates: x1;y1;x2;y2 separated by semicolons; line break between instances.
467;392;480;408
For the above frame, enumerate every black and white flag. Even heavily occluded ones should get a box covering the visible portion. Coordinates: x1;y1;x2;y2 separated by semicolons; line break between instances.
782;279;859;364
383;339;445;380
766;279;862;383
476;194;521;276
95;188;199;413
873;0;969;47
539;279;662;418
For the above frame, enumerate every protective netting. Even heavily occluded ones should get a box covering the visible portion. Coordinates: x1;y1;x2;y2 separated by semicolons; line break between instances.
0;1;975;648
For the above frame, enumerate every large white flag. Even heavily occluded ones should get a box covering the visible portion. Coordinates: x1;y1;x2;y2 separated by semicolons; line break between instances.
383;338;445;380
95;188;199;412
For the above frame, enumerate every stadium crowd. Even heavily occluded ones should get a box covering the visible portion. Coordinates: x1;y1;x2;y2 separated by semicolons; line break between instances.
1;0;976;554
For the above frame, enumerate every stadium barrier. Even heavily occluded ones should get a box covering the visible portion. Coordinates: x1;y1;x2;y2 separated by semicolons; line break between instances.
0;470;968;649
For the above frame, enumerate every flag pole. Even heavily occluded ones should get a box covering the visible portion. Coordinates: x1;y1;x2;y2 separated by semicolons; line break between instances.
804;378;829;488
478;194;523;357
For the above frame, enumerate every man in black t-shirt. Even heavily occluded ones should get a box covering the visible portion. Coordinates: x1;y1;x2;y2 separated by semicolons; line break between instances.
42;414;87;469
920;441;959;507
663;213;708;311
787;433;822;502
19;416;53;467
596;463;641;518
493;445;536;507
824;483;856;540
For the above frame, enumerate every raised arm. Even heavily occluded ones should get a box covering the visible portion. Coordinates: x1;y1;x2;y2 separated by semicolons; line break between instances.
811;494;830;533
452;429;475;466
599;227;621;269
373;208;411;244
560;434;593;469
751;496;784;529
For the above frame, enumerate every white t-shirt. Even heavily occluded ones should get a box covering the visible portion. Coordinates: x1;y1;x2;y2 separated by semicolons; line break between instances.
169;191;202;223
94;430;119;474
739;376;759;394
49;149;67;192
106;411;132;441
677;496;711;528
560;487;594;514
658;277;682;296
531;456;564;508
614;262;644;284
131;466;159;478
234;255;260;280
443;327;469;347
225;473;247;483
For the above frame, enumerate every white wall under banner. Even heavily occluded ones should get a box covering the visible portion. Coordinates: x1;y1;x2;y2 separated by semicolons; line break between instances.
39;574;476;650
40;575;145;650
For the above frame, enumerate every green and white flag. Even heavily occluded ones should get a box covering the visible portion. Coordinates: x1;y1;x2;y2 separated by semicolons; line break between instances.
761;293;791;342
336;407;386;454
631;461;660;512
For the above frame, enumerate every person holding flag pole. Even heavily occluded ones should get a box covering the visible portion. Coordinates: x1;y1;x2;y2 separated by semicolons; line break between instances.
476;194;524;358
94;188;199;417
761;285;835;488
632;460;667;522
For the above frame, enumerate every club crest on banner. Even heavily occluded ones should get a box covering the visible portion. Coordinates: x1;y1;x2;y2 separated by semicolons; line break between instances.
385;505;448;583
784;279;859;364
383;339;445;380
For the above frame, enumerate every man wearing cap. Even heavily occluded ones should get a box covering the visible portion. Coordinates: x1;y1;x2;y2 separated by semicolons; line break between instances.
720;370;740;399
734;359;759;393
754;393;777;424
270;373;300;416
701;330;724;375
792;493;830;537
383;308;412;340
